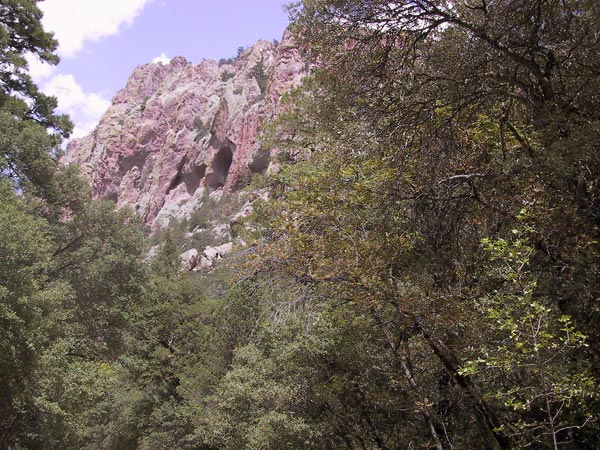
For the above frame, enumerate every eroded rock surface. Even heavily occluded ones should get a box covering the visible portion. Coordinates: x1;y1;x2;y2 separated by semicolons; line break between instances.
63;31;306;230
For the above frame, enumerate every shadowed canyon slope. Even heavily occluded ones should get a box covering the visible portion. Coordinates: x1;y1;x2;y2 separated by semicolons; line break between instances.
63;31;306;229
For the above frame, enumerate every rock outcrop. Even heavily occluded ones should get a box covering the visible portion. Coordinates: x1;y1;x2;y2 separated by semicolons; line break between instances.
63;30;306;230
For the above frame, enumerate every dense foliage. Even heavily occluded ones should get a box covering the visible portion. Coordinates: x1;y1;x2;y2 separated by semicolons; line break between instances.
249;1;600;448
1;0;599;449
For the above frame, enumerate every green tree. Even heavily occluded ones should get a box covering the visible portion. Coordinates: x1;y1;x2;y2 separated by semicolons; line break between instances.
0;0;72;197
0;181;65;447
461;227;598;449
249;0;600;448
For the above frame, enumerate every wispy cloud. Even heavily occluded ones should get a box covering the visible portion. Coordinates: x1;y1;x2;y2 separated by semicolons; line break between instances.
26;55;111;139
28;0;153;139
41;74;111;139
26;54;57;82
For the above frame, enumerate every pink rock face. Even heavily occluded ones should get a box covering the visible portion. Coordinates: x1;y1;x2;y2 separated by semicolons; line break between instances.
63;31;306;229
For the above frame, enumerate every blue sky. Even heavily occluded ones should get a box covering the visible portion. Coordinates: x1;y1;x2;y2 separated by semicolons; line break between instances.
29;0;290;138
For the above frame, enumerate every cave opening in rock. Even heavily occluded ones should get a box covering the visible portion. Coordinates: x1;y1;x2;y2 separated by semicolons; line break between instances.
119;152;146;176
183;164;206;195
248;148;270;174
206;145;233;190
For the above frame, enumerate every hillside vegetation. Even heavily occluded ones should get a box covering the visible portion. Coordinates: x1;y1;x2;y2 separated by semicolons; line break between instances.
0;1;599;449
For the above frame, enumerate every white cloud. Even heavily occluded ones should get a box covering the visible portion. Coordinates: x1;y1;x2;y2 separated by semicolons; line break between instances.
41;74;111;138
25;54;57;83
29;1;152;138
40;0;152;58
25;55;109;139
152;53;171;65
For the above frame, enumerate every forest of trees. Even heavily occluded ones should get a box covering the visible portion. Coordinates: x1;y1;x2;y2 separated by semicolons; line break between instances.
1;0;599;449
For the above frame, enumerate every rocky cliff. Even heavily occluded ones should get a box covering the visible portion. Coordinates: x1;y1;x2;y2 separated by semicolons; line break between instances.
63;31;306;230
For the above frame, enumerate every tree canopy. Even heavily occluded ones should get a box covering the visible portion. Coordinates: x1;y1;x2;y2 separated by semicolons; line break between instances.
0;0;72;197
0;1;599;449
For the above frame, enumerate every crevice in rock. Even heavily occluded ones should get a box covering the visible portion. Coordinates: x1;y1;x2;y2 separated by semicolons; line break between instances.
167;172;183;193
166;155;188;195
